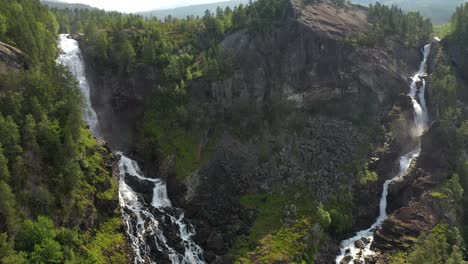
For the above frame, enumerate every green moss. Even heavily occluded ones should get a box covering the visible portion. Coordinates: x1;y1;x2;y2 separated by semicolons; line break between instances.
431;191;449;199
235;219;314;264
142;112;224;180
230;190;317;263
82;218;127;264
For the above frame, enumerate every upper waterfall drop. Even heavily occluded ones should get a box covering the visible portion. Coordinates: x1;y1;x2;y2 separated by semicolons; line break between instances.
57;34;205;264
57;34;100;137
336;44;431;264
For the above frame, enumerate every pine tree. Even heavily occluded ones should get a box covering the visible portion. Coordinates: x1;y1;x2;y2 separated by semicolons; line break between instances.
0;146;9;182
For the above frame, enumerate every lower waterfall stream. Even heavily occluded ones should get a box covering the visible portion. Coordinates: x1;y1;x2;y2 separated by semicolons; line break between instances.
336;44;432;263
57;34;205;264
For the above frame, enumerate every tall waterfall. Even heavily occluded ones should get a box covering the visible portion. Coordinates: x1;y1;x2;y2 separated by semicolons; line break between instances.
57;34;205;264
336;44;432;263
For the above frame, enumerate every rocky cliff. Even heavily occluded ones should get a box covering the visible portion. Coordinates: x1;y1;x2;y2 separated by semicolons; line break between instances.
81;0;431;263
176;1;425;262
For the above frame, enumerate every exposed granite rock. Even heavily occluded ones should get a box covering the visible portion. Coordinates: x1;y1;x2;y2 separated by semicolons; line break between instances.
0;41;28;74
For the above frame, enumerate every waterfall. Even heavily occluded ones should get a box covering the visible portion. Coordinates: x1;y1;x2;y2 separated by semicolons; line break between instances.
57;35;100;137
335;44;431;264
57;34;205;264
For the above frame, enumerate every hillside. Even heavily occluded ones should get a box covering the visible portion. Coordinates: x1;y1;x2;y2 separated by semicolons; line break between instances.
41;0;95;10
352;0;468;23
138;0;249;19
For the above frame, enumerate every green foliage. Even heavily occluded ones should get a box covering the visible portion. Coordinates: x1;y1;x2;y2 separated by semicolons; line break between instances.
0;181;17;233
83;218;127;264
356;2;432;47
452;3;468;44
0;1;128;262
15;216;56;252
358;162;378;185
326;194;353;235
389;225;466;264
231;190;318;262
0;0;59;68
235;219;315;264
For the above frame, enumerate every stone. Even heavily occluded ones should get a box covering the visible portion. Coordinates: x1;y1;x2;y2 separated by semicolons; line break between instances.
340;255;353;264
354;239;365;249
361;237;370;245
207;232;224;251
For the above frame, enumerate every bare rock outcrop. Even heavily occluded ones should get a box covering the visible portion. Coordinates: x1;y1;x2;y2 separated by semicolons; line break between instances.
0;41;28;74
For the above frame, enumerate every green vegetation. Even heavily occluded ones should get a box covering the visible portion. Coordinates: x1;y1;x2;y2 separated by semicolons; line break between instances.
51;0;291;180
452;3;468;45
352;2;432;47
0;0;127;262
358;163;378;185
230;190;321;263
388;224;466;264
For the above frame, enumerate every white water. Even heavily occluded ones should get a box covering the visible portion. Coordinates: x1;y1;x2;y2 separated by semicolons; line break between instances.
58;34;205;264
336;44;431;264
57;35;100;137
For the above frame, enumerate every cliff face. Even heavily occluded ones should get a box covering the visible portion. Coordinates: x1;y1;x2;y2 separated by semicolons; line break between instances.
178;1;424;262
82;1;428;262
82;54;159;152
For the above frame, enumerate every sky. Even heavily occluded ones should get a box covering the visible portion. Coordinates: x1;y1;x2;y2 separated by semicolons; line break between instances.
60;0;230;13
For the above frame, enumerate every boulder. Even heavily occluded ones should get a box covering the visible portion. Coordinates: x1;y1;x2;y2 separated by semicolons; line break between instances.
361;237;370;245
340;255;353;264
354;239;365;249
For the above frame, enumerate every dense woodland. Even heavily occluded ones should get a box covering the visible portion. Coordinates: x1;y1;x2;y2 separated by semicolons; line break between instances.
0;0;126;263
452;2;468;45
352;2;432;47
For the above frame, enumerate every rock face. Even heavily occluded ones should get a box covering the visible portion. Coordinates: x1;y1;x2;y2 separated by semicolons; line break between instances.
202;1;417;114
82;0;425;262
180;1;423;261
82;53;159;152
0;41;28;74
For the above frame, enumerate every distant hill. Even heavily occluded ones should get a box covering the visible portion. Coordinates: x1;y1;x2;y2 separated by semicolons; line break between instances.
351;0;468;24
138;0;250;19
41;0;95;10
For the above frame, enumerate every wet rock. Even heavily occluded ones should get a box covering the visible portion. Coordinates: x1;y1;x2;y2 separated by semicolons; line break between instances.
364;255;378;264
354;239;365;249
361;237;370;245
124;174;154;205
340;255;353;264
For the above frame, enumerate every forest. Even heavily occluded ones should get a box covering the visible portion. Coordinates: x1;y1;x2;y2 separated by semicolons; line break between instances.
0;0;126;263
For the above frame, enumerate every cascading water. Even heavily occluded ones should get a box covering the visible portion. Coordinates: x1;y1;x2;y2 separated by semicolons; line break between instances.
336;44;432;264
57;34;205;264
57;34;100;136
